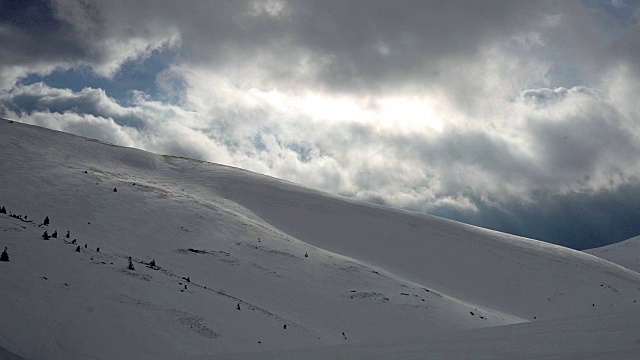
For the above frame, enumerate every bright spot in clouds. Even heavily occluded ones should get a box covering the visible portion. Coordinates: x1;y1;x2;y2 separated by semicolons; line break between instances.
255;90;444;132
375;97;444;132
1;0;640;249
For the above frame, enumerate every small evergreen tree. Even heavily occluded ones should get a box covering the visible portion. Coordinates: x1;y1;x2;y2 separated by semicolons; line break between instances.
128;256;135;270
236;303;241;310
113;187;117;192
0;206;6;214
0;247;9;262
52;230;57;238
75;246;81;252
304;251;308;258
96;247;100;252
43;216;49;226
149;259;156;268
66;230;70;238
42;231;50;240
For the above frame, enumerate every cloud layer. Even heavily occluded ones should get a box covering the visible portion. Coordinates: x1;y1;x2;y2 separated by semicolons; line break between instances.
1;0;640;248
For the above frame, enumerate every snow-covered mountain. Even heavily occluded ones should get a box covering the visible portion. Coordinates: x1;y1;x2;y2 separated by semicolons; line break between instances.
585;235;640;273
1;118;640;359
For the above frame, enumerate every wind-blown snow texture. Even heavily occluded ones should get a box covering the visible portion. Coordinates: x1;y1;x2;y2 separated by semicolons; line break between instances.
1;119;640;359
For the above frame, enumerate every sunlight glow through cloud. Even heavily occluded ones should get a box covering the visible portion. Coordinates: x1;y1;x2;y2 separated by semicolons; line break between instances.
251;90;445;133
2;0;640;248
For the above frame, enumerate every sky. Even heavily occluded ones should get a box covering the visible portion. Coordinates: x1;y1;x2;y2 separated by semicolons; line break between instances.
1;0;639;250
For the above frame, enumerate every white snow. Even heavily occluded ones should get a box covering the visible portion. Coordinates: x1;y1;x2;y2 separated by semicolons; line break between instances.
209;306;640;359
585;235;640;273
1;118;640;359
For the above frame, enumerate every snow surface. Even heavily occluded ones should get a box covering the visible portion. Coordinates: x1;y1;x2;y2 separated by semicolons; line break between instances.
1;118;640;359
209;306;640;359
585;235;640;273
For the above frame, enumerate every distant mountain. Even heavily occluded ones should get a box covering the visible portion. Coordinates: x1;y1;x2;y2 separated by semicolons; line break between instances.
1;118;640;359
585;235;640;273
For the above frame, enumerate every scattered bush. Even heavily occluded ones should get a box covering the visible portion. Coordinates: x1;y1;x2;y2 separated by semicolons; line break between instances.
0;247;9;262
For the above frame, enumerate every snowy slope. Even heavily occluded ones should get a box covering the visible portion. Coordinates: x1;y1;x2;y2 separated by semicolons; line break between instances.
1;118;640;359
210;306;640;360
585;235;640;273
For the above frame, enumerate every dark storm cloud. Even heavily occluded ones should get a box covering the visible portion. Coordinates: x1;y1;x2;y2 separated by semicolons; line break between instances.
2;0;640;248
529;108;636;179
518;87;639;183
0;1;573;91
2;1;637;99
0;0;179;87
610;21;640;77
598;0;640;70
0;0;89;65
282;1;566;90
432;181;640;250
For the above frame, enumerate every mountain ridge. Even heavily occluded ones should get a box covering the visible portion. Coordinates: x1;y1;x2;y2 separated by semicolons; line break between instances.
1;118;640;359
585;235;640;273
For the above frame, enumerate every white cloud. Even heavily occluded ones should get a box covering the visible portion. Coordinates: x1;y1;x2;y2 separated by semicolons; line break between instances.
2;0;640;246
3;69;640;217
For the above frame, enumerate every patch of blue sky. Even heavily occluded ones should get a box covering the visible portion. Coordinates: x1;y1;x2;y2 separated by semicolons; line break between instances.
18;48;183;106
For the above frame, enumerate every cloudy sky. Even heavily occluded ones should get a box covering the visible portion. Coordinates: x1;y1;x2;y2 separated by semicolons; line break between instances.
1;0;639;249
